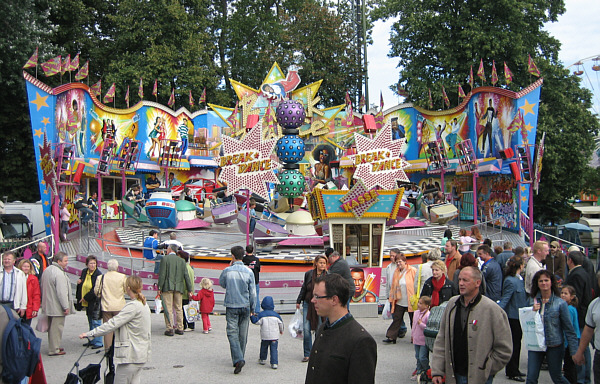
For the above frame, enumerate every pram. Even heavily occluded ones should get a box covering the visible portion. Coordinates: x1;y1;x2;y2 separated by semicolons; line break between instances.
64;338;115;384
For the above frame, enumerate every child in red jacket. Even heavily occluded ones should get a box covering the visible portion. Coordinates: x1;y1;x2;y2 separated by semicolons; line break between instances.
191;278;215;333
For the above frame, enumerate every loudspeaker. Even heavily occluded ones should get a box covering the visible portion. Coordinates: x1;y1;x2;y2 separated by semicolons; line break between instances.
362;114;377;133
509;162;521;182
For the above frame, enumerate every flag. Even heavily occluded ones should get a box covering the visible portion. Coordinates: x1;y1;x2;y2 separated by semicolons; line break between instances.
428;88;433;109
504;62;513;85
359;94;365;110
227;101;239;128
23;47;38;69
344;90;352;107
469;66;474;89
441;85;450;107
491;61;498;85
528;54;540;77
458;84;466;98
74;61;88;81
189;90;194;107
125;86;130;108
152;79;158;97
91;79;101;97
379;91;384;110
168;88;175;107
344;91;353;127
507;110;524;133
69;54;80;71
138;78;143;99
199;87;206;103
103;83;116;104
477;59;485;82
61;55;70;75
41;56;61;77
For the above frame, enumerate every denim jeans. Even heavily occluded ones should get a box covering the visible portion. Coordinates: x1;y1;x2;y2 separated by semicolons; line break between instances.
526;345;570;383
414;344;429;374
153;254;163;274
260;340;278;365
255;284;260;313
226;307;250;365
580;345;591;384
87;314;103;347
455;374;494;384
302;301;322;358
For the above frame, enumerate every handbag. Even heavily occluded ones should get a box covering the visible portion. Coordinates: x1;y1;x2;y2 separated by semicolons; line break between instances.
409;265;422;311
91;276;104;321
518;306;546;351
35;310;48;333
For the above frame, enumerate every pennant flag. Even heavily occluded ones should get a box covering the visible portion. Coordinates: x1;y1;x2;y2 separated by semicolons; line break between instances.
528;54;540;77
428;88;433;109
23;47;38;69
91;79;101;97
507;110;524;133
189;90;194;107
199;87;206;103
103;83;116;104
469;66;474;89
125;86;130;108
69;54;80;71
168;88;175;107
458;84;466;98
477;59;486;82
41;55;61;77
344;90;352;107
138;78;143;99
491;61;498;85
344;91;353;127
227;101;239;128
359;94;365;110
374;91;384;129
61;55;70;75
504;62;513;85
441;85;450;107
152;79;158;97
74;61;89;81
380;91;384;110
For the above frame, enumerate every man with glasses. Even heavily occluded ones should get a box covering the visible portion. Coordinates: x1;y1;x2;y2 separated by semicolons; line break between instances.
305;274;377;384
545;241;565;281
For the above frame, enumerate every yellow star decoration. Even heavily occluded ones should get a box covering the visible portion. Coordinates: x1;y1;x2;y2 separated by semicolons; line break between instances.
520;100;536;116
44;200;49;206
41;117;50;126
41;180;46;185
30;92;49;111
34;128;43;138
45;212;50;218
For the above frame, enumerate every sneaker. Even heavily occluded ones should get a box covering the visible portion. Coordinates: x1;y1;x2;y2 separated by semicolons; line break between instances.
411;374;418;381
258;359;266;365
203;330;209;334
208;328;213;332
271;364;278;369
184;328;194;332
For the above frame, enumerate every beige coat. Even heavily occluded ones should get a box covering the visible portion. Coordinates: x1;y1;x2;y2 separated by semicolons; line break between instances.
94;270;127;312
87;300;151;365
41;264;75;316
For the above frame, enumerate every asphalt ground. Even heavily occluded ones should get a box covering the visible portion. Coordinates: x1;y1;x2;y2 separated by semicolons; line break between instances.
36;309;550;384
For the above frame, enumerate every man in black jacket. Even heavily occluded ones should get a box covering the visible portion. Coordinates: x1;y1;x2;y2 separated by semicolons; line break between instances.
242;245;261;312
327;250;353;305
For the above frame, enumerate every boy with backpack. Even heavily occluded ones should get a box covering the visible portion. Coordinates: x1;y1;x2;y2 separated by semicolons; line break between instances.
250;296;284;369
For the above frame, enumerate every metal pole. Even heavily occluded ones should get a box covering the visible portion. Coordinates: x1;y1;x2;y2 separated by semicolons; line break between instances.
473;172;478;224
362;0;369;108
97;175;102;235
121;170;126;227
52;194;60;253
245;189;250;247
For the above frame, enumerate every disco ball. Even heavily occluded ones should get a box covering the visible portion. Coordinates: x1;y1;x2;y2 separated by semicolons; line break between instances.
276;135;305;163
275;99;306;129
276;169;306;198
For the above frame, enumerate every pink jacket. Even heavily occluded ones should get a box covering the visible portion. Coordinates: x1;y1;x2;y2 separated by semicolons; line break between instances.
411;308;430;346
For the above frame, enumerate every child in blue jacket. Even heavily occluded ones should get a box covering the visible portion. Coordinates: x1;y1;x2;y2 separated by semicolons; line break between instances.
251;296;284;369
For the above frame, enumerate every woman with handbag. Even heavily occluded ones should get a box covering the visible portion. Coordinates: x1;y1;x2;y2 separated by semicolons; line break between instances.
383;254;416;344
76;255;103;349
526;270;579;383
79;276;151;384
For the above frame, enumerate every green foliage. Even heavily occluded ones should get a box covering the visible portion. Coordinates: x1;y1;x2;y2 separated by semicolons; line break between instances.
376;0;599;224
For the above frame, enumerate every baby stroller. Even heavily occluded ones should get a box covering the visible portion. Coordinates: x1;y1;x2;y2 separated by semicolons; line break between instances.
64;339;115;384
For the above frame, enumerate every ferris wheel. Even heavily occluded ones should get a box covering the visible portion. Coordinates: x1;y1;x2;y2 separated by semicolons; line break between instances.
566;54;600;114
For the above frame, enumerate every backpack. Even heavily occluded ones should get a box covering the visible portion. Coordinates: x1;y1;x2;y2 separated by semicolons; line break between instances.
1;305;42;383
424;300;449;353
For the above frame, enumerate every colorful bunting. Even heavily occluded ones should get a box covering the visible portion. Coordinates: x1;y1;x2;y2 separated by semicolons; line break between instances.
441;85;450;107
90;79;101;97
69;54;80;71
103;83;116;104
504;62;513;85
152;79;158;97
491;61;498;85
125;86;130;108
528;54;540;77
168;88;175;107
199;88;206;103
458;84;466;98
189;90;194;108
428;88;433;109
469;66;474;89
61;55;70;75
138;78;143;99
23;47;38;69
41;56;61;77
74;61;88;81
477;59;486;82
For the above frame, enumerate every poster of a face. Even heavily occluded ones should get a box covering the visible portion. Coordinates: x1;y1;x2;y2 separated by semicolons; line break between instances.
350;267;381;303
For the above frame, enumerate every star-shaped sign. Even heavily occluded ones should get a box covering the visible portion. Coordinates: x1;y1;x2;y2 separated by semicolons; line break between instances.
38;133;57;196
339;180;380;219
214;124;280;199
30;92;49;111
351;123;410;190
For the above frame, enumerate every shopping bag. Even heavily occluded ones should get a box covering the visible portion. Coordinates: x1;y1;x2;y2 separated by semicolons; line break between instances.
288;309;303;339
154;297;163;314
518;306;546;351
35;311;48;333
382;301;393;320
183;301;201;323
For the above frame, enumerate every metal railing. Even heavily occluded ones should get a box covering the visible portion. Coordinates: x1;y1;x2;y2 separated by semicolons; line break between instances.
2;234;55;260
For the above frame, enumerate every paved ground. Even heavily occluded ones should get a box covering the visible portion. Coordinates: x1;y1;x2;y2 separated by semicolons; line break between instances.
38;309;547;384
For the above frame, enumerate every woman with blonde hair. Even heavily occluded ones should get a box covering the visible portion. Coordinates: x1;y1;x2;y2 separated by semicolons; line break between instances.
17;259;40;325
80;276;151;384
420;260;458;307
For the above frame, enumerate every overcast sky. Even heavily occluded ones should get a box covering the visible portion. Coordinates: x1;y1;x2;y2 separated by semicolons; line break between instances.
368;0;600;114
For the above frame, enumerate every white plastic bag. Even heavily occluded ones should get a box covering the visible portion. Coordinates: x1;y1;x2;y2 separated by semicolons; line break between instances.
154;297;163;314
288;309;303;339
519;306;546;351
382;301;392;320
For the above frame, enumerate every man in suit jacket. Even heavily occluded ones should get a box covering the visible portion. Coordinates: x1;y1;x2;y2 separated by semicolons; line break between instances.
158;244;193;336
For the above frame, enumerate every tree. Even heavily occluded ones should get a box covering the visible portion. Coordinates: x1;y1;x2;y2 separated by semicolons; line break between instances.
376;0;599;224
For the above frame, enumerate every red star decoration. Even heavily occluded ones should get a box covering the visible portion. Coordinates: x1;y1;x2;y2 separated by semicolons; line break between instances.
39;133;57;195
351;123;409;190
214;124;280;199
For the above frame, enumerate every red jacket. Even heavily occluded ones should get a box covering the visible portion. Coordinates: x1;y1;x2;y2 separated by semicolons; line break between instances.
191;288;215;313
26;274;41;319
